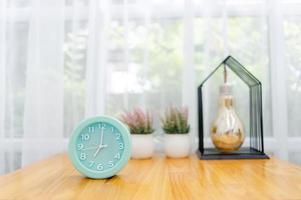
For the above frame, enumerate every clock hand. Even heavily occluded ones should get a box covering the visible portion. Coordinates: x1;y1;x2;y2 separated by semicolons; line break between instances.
99;127;104;147
93;127;106;158
82;143;107;152
82;146;98;151
93;144;107;158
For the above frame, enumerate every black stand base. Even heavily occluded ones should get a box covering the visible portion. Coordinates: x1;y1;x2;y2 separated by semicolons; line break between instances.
196;147;269;160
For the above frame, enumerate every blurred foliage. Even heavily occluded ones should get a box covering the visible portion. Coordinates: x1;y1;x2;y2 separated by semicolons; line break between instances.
30;16;301;136
161;106;190;134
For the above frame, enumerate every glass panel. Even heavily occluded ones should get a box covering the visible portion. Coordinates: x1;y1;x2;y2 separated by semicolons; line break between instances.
284;16;301;137
201;66;250;148
7;0;31;8
289;152;301;166
64;20;88;137
3;150;22;174
5;22;28;138
106;17;184;122
195;16;271;137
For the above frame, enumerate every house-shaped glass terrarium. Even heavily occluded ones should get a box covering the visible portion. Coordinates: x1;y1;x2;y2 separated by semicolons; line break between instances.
197;56;269;159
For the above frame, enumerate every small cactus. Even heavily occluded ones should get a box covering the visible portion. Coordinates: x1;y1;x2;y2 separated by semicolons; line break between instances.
120;107;154;134
161;106;190;134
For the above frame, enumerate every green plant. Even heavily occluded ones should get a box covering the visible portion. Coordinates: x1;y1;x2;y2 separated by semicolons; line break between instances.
120;108;154;134
161;106;190;134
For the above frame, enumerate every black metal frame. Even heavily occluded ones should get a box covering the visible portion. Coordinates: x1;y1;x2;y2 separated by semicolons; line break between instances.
197;56;269;160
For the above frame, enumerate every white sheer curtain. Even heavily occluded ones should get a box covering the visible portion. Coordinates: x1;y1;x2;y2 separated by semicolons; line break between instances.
1;0;301;174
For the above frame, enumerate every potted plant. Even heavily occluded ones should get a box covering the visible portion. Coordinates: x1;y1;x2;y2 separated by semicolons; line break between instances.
161;106;190;158
120;108;155;159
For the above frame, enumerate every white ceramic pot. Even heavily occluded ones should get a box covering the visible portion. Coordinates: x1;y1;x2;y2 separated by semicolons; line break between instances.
131;134;154;159
164;134;190;158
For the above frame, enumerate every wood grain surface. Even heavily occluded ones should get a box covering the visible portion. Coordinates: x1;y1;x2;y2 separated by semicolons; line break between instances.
0;154;301;200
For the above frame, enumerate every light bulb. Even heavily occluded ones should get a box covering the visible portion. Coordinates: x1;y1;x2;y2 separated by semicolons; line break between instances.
211;83;245;152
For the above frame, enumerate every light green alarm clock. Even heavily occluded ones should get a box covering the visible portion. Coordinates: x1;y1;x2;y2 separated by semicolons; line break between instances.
68;116;131;179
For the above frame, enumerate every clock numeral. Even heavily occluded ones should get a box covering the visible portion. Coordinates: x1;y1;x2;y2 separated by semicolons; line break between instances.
97;164;103;171
119;143;124;149
81;134;90;141
77;143;84;150
111;127;114;132
88;126;95;133
114;152;120;160
98;123;106;129
108;161;114;168
80;153;86;160
89;161;95;167
116;133;121;140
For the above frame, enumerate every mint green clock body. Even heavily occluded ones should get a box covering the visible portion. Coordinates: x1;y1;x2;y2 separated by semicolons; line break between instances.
68;116;131;179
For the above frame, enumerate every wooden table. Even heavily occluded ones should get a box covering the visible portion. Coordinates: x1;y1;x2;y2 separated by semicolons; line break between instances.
1;154;301;200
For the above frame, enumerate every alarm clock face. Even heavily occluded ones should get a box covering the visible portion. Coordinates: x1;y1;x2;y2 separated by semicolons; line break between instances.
68;116;131;179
